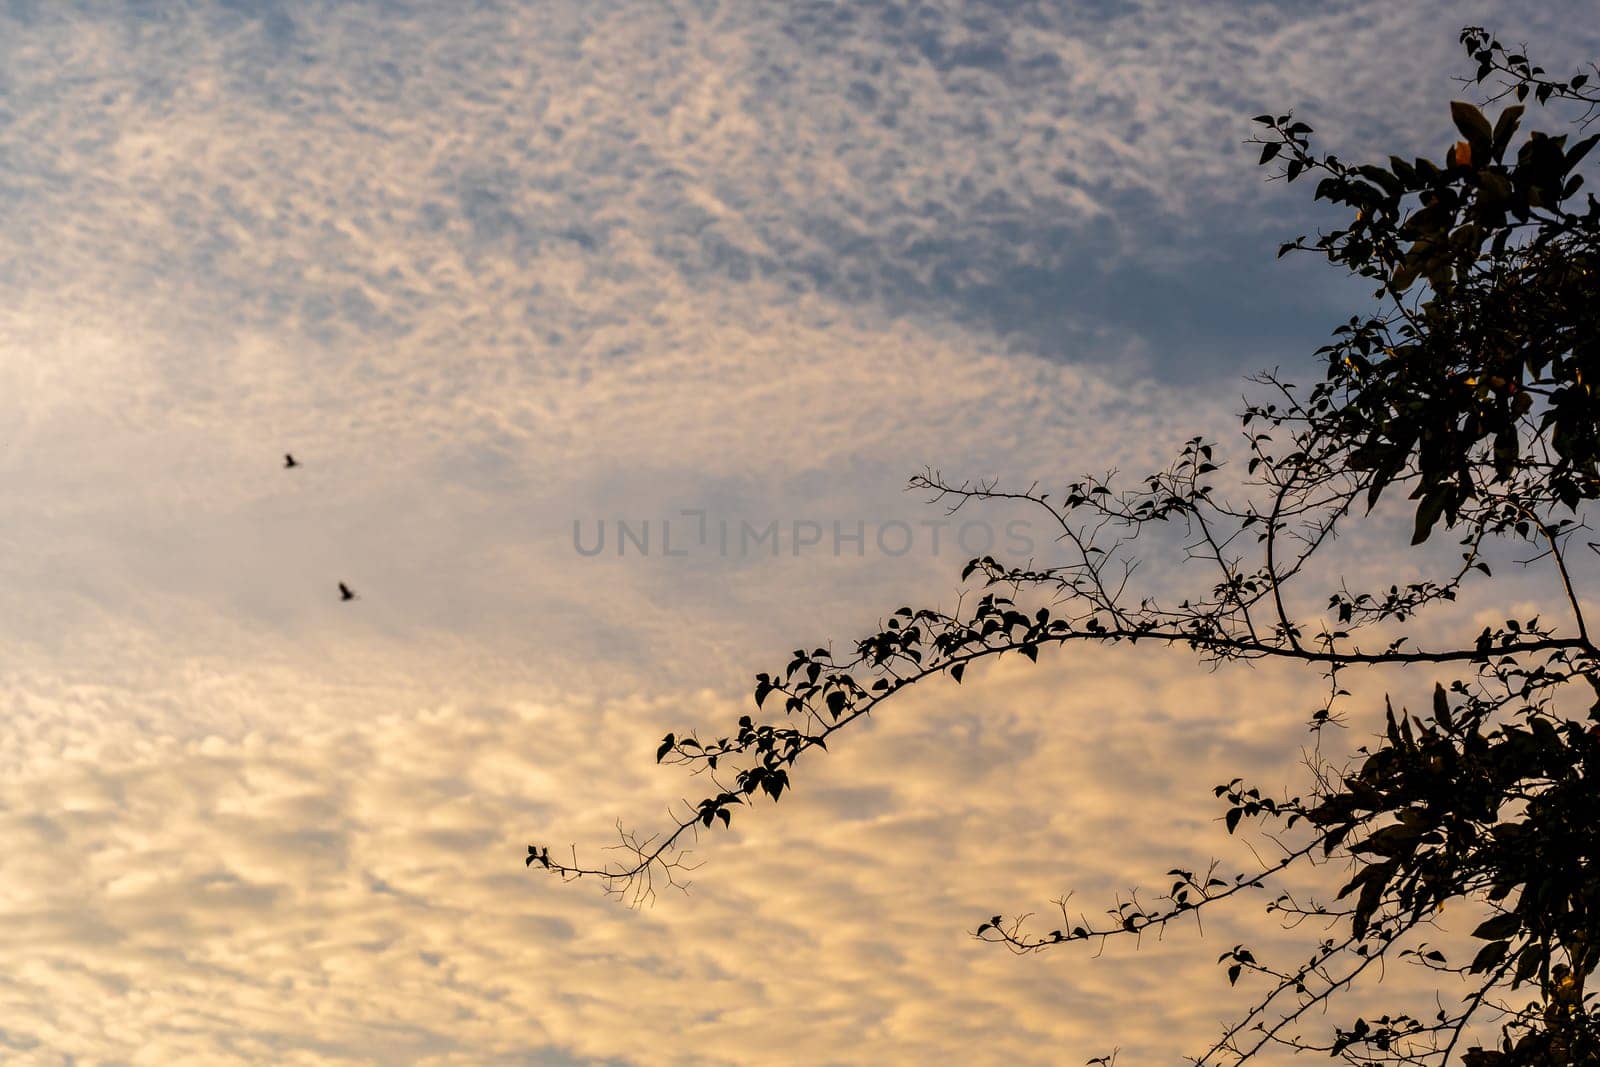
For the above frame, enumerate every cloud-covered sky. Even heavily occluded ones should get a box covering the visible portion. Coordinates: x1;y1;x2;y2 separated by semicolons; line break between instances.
2;2;1596;1063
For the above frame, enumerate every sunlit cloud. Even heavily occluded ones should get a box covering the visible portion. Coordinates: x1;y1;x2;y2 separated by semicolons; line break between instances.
1;1;1596;1062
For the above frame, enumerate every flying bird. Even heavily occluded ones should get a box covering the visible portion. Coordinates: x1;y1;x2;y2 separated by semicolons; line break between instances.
339;582;358;602
284;453;299;469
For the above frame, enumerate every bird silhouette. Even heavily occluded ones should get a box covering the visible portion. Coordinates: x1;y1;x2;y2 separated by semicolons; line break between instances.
284;453;299;469
338;582;358;602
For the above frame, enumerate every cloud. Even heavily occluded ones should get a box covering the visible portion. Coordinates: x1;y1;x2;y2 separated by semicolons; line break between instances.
1;1;1595;1062
0;640;1521;1063
0;649;1453;1064
7;1;1594;388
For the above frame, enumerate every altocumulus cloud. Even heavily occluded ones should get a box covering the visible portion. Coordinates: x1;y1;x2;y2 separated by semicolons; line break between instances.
0;649;1388;1064
0;1;1597;1063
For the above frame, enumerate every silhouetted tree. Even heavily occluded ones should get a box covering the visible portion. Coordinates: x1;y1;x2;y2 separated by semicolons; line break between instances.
531;28;1600;1064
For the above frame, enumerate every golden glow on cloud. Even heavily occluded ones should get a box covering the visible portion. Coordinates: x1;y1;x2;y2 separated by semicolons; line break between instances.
2;2;1595;1063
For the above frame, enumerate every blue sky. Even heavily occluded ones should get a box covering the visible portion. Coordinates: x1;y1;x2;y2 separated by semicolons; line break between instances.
1;2;1596;1063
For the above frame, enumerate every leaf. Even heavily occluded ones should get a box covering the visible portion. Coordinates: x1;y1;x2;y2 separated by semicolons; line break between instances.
1490;104;1523;155
1412;488;1450;545
1353;874;1386;939
825;690;847;719
1568;133;1600;170
1353;823;1421;857
1513;945;1542;986
1450;101;1493;152
1432;683;1453;728
1471;913;1521;941
950;662;965;684
1391;257;1420;292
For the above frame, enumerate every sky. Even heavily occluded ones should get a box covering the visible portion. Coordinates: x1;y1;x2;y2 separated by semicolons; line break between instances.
1;2;1597;1064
